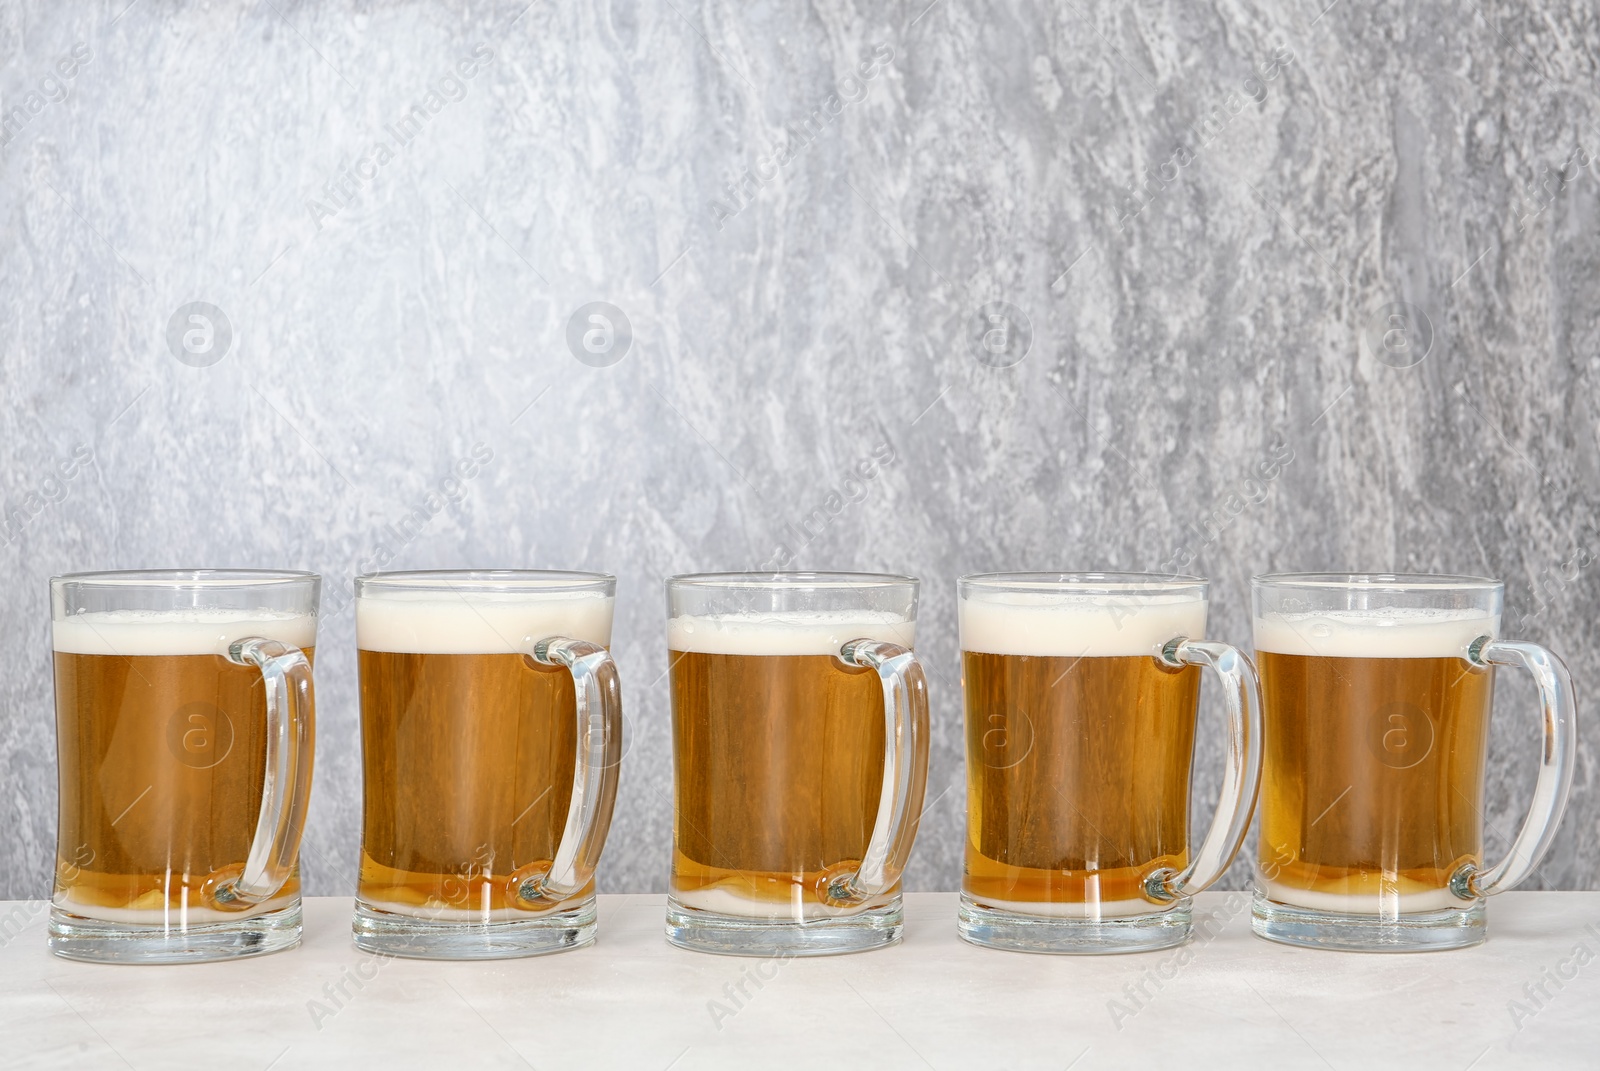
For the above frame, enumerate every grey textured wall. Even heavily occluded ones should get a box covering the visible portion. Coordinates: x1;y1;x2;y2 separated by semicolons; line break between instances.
2;0;1597;900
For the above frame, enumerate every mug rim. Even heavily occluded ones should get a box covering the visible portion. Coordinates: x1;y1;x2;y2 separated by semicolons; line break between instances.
1252;571;1501;590
666;570;918;589
960;570;1207;592
51;568;318;588
355;569;615;596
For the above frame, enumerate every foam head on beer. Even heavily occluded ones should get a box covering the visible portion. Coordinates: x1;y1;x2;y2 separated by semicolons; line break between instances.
958;580;1208;918
958;587;1206;657
1253;605;1498;914
52;608;318;923
667;608;913;655
356;586;613;653
52;607;316;656
1253;605;1496;660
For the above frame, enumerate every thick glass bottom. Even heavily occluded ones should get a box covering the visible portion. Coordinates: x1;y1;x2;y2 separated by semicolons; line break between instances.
49;902;301;964
351;899;596;960
665;896;902;957
958;894;1192;954
1251;891;1486;951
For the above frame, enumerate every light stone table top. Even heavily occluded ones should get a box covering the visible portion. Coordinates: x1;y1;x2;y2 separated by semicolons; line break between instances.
1;893;1596;1069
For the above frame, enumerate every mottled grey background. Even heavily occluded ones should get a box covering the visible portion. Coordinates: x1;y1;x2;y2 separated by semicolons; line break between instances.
1;0;1596;900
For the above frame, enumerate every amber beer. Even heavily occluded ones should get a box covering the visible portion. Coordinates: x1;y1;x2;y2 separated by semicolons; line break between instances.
356;590;614;920
669;611;914;918
1255;609;1495;913
961;593;1205;916
52;611;315;922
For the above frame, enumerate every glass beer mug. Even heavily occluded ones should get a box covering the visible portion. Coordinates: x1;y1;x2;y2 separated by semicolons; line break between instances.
1252;573;1577;951
352;570;623;958
665;572;930;956
957;572;1262;953
49;569;319;963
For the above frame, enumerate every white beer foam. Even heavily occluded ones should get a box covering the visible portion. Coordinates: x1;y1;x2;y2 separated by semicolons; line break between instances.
1253;607;1497;658
52;889;296;925
666;611;913;656
52;609;316;656
965;893;1163;919
672;886;882;919
357;897;583;923
1260;879;1465;915
959;591;1206;657
357;591;613;653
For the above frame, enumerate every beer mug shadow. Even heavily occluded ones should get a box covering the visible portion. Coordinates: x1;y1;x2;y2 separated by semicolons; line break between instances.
165;701;235;770
1369;700;1435;770
979;707;1035;770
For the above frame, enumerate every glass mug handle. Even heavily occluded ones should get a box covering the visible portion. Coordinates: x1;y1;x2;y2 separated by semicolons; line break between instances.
209;638;316;908
1145;638;1264;902
824;640;931;906
511;637;624;905
1453;638;1578;899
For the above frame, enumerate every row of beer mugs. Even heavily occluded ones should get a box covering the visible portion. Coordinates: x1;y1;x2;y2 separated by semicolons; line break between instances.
46;568;1576;964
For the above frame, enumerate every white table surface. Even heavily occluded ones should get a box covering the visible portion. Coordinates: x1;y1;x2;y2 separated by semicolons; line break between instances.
1;892;1596;1069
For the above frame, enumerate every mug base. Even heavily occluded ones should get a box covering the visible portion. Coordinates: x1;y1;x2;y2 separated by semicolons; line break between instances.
351;899;596;960
1251;891;1485;952
48;902;301;964
665;896;901;957
958;895;1192;954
